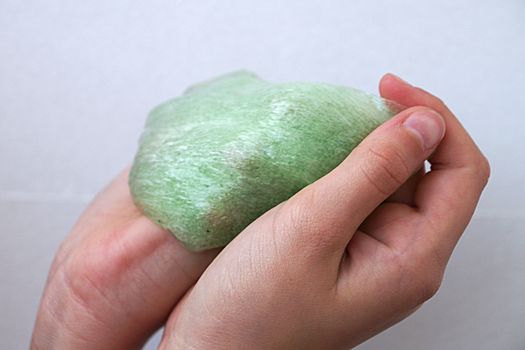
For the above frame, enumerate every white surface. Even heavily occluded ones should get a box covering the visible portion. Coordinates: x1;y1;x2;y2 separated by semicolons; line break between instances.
1;0;524;349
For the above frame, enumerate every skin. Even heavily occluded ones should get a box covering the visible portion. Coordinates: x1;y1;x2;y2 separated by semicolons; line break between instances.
31;74;489;349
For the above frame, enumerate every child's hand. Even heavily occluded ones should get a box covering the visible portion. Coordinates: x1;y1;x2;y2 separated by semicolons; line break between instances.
31;169;220;349
157;74;490;349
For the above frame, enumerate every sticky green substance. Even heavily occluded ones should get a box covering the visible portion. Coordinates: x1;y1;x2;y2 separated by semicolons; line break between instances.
129;71;398;251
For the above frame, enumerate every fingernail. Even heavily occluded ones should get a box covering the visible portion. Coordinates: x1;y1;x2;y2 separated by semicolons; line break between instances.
402;110;445;150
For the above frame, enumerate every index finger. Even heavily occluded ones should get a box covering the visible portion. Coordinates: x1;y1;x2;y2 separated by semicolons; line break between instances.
379;74;490;259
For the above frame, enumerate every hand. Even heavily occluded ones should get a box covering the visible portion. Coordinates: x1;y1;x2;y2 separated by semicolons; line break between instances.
158;74;490;349
31;170;220;349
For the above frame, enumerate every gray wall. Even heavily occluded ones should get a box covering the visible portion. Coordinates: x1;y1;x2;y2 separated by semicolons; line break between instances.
1;0;524;348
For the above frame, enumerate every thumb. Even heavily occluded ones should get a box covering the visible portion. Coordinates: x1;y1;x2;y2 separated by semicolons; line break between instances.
284;106;445;252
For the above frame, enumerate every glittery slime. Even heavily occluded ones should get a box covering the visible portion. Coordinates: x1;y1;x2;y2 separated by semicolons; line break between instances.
129;71;398;251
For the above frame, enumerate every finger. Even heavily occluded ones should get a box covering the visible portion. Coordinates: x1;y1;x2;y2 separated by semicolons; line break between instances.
51;168;140;267
379;74;490;258
379;74;486;170
32;169;219;350
283;106;445;253
386;166;424;205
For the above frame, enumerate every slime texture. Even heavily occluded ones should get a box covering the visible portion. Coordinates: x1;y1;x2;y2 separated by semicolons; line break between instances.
129;71;399;251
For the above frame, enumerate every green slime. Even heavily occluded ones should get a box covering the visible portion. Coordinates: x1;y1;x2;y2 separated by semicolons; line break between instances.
129;71;398;251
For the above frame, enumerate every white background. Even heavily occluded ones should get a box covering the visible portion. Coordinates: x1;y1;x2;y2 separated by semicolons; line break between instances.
1;0;524;348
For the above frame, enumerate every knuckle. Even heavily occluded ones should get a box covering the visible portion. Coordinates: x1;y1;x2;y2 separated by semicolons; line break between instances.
477;155;491;186
390;248;443;307
360;147;410;195
407;253;444;305
70;246;117;289
63;227;136;309
63;251;112;311
413;270;442;303
463;154;491;189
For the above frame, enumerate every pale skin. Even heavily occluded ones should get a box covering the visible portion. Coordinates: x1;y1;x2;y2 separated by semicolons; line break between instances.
31;74;490;349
